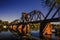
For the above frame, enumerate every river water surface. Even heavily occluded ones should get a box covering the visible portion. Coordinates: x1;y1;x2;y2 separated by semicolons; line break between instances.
0;30;56;40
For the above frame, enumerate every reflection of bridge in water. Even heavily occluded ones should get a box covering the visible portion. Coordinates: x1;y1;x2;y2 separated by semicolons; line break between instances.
9;1;60;40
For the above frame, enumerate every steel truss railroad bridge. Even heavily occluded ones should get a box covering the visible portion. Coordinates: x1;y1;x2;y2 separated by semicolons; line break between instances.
9;0;60;40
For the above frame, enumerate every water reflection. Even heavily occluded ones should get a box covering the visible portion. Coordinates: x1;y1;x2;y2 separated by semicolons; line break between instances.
0;30;54;40
31;30;57;40
0;30;19;40
0;28;60;40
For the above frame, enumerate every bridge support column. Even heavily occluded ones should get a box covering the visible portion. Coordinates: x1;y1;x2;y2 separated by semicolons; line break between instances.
40;21;52;40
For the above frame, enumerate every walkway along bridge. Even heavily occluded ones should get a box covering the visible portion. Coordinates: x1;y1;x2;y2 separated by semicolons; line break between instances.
9;0;60;40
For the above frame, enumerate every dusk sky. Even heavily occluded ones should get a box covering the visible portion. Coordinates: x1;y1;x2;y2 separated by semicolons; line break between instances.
0;0;58;22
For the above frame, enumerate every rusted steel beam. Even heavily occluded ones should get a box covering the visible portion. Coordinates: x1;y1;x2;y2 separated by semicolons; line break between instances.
14;18;60;25
11;18;60;25
44;2;56;20
51;7;59;18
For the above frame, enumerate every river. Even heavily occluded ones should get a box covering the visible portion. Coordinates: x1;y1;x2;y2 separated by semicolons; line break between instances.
31;30;56;40
0;30;56;40
0;30;18;40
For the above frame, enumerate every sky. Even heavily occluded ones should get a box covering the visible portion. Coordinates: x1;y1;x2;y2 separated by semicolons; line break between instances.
0;0;58;22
